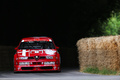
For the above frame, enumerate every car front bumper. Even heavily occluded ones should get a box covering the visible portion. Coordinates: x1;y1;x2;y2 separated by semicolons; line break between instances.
14;64;60;72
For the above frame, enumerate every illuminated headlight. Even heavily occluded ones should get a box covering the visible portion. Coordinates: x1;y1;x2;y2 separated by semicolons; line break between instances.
44;62;55;65
46;56;53;59
19;62;30;65
19;57;28;60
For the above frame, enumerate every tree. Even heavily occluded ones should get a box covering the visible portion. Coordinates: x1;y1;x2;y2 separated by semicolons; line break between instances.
88;11;120;37
101;11;120;36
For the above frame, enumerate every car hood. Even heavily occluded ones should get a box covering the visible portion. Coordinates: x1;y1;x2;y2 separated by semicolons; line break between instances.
17;49;57;56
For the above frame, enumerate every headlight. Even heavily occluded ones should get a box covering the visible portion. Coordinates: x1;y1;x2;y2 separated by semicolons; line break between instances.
44;62;55;65
19;57;28;60
19;62;30;65
46;56;53;59
45;50;56;55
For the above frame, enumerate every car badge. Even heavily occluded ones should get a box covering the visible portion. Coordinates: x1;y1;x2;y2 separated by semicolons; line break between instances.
34;56;39;60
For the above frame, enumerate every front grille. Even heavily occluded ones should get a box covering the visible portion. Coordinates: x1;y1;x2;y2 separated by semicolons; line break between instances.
28;56;46;59
21;67;34;70
38;62;41;64
28;57;34;59
40;66;53;69
33;62;41;65
40;56;46;59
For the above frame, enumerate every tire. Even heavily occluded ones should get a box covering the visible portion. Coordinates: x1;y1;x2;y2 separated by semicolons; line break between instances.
14;71;18;73
56;69;61;73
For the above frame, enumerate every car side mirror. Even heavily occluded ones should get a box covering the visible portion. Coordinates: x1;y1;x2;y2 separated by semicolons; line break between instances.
56;46;59;50
15;47;18;50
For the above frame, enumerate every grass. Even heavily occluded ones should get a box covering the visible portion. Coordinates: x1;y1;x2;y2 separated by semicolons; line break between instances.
83;67;117;75
83;67;99;74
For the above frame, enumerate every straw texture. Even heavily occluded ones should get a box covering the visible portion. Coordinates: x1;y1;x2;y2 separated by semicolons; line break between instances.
76;36;120;71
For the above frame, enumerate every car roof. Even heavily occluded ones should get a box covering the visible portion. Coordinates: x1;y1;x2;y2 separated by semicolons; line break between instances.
21;37;53;42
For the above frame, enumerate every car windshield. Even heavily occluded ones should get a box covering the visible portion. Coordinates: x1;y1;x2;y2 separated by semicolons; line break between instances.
18;41;55;49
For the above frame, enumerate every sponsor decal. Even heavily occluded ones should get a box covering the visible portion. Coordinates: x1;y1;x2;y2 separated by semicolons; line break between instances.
22;49;26;56
21;50;29;56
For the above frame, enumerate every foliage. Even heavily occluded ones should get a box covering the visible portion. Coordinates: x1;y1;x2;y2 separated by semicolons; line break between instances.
83;67;117;75
88;11;120;37
101;11;120;36
99;68;117;75
83;67;99;74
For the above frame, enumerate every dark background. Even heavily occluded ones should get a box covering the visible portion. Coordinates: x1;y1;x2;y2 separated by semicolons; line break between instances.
0;0;120;69
1;0;119;46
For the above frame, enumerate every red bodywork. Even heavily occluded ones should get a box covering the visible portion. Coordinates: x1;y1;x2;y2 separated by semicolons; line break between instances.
14;37;61;72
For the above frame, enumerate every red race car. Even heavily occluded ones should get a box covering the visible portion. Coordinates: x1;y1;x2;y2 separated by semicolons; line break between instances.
14;37;61;72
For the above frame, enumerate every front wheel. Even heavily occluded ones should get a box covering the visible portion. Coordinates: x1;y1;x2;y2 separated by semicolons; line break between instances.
56;70;61;72
14;71;19;73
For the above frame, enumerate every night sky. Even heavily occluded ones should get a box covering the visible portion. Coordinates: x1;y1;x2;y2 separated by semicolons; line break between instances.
0;0;118;47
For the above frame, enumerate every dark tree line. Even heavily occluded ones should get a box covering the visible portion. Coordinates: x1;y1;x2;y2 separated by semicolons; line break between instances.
0;0;120;46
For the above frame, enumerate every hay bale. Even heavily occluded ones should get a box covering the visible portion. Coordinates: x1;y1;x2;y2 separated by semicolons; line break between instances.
76;35;120;71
